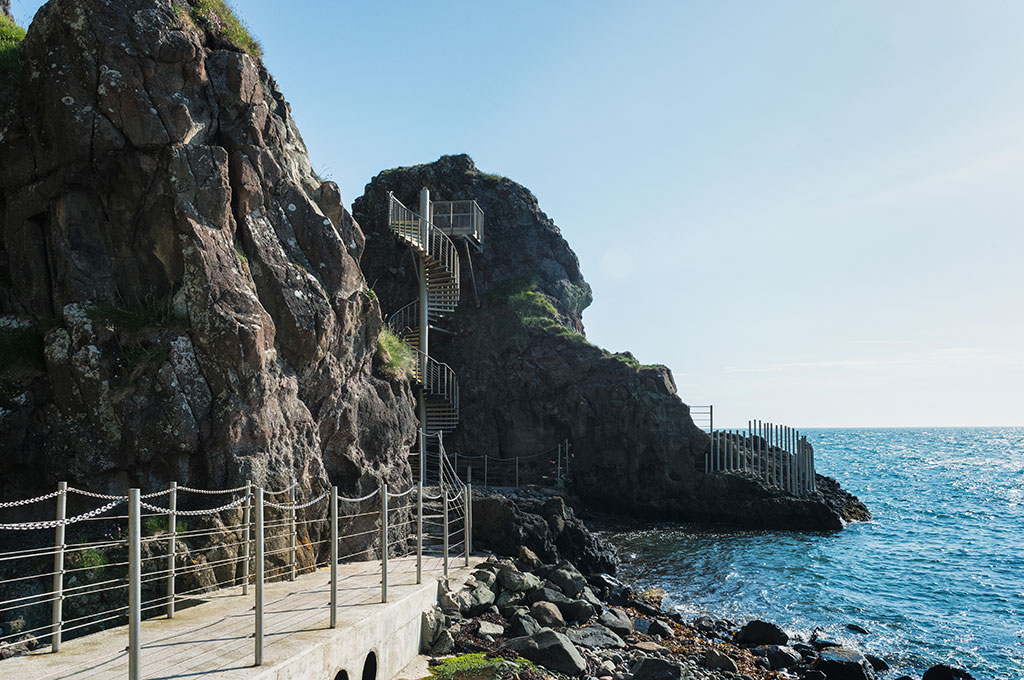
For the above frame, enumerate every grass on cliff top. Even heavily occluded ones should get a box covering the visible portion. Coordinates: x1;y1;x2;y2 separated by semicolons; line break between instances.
178;0;262;59
376;328;416;380
0;15;26;110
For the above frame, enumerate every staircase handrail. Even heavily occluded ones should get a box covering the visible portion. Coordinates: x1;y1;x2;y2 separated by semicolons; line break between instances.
387;193;461;284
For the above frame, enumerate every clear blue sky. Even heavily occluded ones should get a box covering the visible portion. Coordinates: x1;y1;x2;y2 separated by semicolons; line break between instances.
11;1;1024;427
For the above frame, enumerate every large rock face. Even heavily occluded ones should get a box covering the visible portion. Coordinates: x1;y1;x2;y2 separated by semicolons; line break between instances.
355;155;866;530
0;0;417;507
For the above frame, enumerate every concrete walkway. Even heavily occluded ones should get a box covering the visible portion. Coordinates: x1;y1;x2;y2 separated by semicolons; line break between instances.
4;554;472;680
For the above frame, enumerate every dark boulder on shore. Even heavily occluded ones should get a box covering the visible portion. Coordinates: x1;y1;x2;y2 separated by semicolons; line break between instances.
815;647;878;680
736;619;789;646
922;664;976;680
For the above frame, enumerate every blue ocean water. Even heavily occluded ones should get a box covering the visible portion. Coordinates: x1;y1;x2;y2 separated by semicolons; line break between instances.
606;427;1024;679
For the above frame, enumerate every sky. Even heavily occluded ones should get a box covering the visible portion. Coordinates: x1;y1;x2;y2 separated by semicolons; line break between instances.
10;1;1024;427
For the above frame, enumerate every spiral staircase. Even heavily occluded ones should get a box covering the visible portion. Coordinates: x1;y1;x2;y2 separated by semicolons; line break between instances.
386;192;462;434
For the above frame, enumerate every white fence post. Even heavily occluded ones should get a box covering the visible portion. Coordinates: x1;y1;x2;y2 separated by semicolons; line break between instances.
330;486;338;628
463;484;470;567
466;483;473;557
289;483;297;581
51;481;66;653
442;488;449;577
167;481;177;618
128;489;141;680
380;482;388;603
255;487;264;666
242;481;250;596
416;482;423;584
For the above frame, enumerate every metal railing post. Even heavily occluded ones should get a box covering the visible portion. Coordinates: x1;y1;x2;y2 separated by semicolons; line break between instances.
515;457;519;488
464;483;472;566
419;429;426;485
167;481;177;618
416;482;423;584
242;481;251;595
483;455;488;486
442;488;449;577
289;483;297;581
51;481;66;653
380;482;388;603
709;406;714;471
128;489;141;680
255;487;264;666
557;443;562;485
453;451;458;481
330;486;338;628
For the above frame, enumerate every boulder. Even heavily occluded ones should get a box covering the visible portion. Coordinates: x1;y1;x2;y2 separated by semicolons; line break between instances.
559;598;595;624
504;629;587;676
648;619;674;638
498;565;540;592
763;645;802;670
567;624;625;649
473;570;497;588
631;657;692;680
846;623;869;635
528;587;571;606
549;566;588;598
460;584;496;616
530;601;565;628
922;665;976;680
814;647;878;680
865;655;889;672
477;620;504;637
518;546;543;570
704;648;738;673
598;608;633;637
509;613;542;638
632;617;652;634
736;619;789;646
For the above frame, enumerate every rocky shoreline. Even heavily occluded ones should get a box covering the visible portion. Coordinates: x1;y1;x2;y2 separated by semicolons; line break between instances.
441;491;975;680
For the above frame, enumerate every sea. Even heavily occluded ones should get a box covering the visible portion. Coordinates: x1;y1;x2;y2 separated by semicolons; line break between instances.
604;427;1023;680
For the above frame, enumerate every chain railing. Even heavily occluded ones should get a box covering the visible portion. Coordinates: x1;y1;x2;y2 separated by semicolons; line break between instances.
0;474;475;676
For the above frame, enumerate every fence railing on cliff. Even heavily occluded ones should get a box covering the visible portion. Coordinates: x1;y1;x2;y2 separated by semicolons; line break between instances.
692;407;816;497
0;470;473;676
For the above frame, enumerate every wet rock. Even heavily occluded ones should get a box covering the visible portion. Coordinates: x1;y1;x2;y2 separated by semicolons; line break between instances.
631;657;691;680
736;620;789;646
763;645;802;669
865;655;889;672
922;665;976;680
567;624;626;649
814;647;878;680
598;608;633;637
704;648;738;673
693;616;716;633
632;617;652;634
530;601;565;628
504;629;588;676
559;598;595;624
846;623;870;635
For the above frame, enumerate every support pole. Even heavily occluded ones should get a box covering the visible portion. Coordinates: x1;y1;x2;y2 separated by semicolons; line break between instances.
453;451;458;481
464;484;471;567
416;482;423;584
466;482;473;557
167;481;177;618
128;489;141;680
255;488;264;666
242;481;250;596
289;484;297;581
748;421;753;472
418;427;426;485
330;485;338;628
51;481;66;653
380;483;388;603
709;406;714;470
557;443;562;486
442;488;449;577
484;455;488;486
515;457;519;488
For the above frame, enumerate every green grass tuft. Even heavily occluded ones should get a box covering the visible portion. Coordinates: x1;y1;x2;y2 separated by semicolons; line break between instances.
186;0;262;59
376;328;415;380
90;294;186;331
0;15;26;112
143;515;189;536
429;652;536;680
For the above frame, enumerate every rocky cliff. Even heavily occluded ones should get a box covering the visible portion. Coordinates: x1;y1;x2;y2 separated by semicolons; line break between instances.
0;0;417;507
355;155;867;531
1;1;11;20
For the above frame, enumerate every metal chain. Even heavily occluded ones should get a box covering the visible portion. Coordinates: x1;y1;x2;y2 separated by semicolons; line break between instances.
264;481;298;496
140;494;250;516
386;487;415;499
0;489;63;508
338;488;380;504
263;490;330;511
0;497;126;531
177;485;248;495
